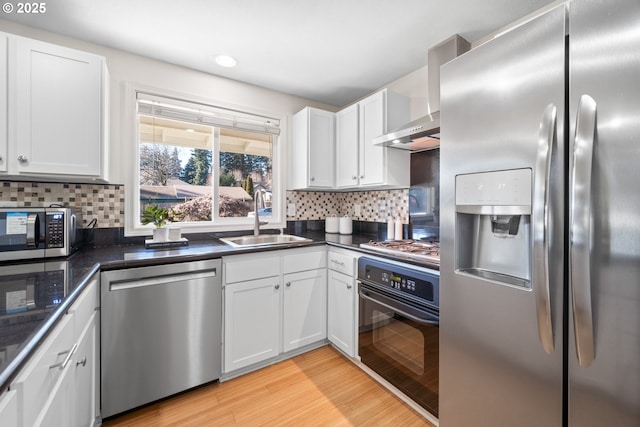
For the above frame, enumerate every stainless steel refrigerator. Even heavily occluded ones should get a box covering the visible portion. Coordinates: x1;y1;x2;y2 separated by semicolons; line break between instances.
439;1;640;426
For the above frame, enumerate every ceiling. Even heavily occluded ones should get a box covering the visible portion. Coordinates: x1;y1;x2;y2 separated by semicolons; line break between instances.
1;0;554;108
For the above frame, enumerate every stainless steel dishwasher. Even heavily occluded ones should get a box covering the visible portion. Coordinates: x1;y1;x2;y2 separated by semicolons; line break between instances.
100;259;222;418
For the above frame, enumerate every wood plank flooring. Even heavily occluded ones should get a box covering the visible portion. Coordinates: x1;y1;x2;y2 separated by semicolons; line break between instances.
101;345;434;427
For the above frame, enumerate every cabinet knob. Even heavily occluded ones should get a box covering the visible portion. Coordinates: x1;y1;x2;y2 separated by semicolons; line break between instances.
310;177;316;181
17;155;28;163
275;284;280;289
0;155;3;161
352;175;357;180
286;282;291;287
76;356;87;367
347;284;352;289
360;175;364;179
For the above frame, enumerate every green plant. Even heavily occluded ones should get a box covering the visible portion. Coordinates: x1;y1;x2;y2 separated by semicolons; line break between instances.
141;205;170;228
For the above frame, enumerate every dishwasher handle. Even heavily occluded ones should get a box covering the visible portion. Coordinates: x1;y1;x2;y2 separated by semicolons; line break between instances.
109;268;218;291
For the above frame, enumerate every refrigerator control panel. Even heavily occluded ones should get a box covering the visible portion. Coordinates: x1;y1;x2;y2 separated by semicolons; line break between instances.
456;168;531;207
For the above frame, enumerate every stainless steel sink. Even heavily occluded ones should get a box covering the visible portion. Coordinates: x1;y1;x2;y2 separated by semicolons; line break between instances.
219;234;312;248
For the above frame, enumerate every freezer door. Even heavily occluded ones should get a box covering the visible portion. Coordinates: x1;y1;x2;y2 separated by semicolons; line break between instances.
439;5;566;427
568;0;640;425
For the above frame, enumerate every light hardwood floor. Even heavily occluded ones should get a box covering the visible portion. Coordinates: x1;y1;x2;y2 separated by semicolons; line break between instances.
101;345;433;427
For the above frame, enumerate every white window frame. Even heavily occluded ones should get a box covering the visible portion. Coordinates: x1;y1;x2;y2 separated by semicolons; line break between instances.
124;83;286;237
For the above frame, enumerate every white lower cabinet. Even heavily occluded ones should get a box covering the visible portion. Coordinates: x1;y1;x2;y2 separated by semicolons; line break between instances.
71;312;98;427
11;272;99;427
0;389;18;427
283;268;327;353
327;248;360;357
223;247;327;374
223;276;281;373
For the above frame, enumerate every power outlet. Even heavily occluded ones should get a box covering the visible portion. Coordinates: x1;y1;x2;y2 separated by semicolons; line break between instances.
287;203;296;217
354;204;361;217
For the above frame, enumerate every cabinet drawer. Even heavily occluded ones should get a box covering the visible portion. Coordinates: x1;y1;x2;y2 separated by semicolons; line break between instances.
224;253;280;283
13;312;74;427
328;251;356;276
283;248;327;274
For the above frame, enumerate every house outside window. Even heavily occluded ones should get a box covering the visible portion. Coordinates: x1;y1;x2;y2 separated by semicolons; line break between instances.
126;89;282;236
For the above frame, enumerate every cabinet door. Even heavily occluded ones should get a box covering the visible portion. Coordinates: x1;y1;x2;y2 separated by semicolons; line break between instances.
0;33;7;172
358;90;386;186
0;389;19;427
13;313;74;427
73;313;98;427
32;356;74;427
224;277;281;373
308;108;335;187
327;270;356;357
14;36;102;176
335;103;359;187
283;269;327;352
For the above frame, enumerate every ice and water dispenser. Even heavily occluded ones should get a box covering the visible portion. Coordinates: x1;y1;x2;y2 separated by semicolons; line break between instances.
455;169;532;289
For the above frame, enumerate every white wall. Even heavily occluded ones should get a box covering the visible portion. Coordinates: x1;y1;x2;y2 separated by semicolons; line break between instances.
386;65;429;120
0;18;337;185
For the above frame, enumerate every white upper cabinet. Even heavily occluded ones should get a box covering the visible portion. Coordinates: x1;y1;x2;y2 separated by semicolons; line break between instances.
5;33;106;179
0;33;7;173
335;103;359;187
358;89;410;187
290;107;335;189
335;89;411;189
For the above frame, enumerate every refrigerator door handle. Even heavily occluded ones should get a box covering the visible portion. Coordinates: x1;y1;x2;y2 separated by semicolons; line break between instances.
533;103;556;354
570;94;596;368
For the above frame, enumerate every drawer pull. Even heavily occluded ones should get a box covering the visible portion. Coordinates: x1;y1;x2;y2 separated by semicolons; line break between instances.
76;356;87;367
330;259;345;266
49;344;78;370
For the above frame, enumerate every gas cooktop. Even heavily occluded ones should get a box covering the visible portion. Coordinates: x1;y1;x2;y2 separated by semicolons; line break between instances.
359;240;440;265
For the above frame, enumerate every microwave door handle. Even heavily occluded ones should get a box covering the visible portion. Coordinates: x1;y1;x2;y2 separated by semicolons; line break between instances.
571;94;596;368
26;213;40;248
69;213;76;247
533;104;556;355
359;288;439;326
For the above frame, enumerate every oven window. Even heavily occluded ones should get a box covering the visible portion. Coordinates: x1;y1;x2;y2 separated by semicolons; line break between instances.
359;290;439;416
372;309;425;376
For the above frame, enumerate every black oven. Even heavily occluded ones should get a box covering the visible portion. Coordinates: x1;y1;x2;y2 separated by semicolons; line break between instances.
358;257;439;417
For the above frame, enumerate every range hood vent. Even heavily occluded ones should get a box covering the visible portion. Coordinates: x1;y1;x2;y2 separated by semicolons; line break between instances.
375;34;470;151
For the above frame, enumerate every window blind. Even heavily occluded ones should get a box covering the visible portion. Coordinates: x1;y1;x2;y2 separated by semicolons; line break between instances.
136;92;280;136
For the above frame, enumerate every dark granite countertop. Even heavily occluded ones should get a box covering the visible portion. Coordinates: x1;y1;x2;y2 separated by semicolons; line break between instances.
0;261;100;394
0;229;437;394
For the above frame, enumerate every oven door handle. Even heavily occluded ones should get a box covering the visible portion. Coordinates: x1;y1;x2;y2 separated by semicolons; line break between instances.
359;287;439;326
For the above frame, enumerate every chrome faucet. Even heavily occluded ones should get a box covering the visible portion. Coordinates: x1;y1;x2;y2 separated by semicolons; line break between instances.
254;190;268;236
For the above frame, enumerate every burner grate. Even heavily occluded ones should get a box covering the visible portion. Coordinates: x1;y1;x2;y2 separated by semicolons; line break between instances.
360;240;440;264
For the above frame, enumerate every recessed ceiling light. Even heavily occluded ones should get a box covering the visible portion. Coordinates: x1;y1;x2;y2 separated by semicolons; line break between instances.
214;54;237;68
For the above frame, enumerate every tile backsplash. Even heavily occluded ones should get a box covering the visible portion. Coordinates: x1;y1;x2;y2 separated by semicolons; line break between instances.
0;180;125;228
0;180;409;229
286;189;409;224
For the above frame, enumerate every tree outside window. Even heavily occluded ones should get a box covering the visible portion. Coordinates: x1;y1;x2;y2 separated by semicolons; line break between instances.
138;115;274;224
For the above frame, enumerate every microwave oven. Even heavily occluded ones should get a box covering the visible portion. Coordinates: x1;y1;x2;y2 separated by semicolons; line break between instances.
0;208;81;261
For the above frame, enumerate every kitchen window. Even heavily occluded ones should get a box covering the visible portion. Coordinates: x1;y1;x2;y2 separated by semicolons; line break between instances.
126;90;282;235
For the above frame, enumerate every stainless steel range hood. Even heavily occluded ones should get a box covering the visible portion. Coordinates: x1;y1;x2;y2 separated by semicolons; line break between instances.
374;34;470;151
